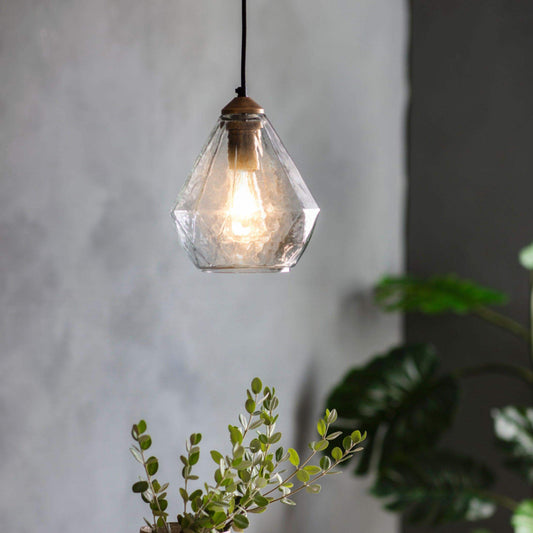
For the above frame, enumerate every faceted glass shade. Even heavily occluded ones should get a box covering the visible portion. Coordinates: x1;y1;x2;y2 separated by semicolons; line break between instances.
172;108;319;273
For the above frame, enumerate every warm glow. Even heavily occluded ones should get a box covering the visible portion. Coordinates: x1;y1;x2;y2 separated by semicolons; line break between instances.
225;170;268;243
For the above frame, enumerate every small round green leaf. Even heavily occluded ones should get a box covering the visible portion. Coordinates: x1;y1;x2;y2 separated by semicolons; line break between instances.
313;440;329;452
296;469;310;483
304;465;322;475
138;435;152;450
132;481;149;493
317;419;327;437
251;378;263;394
269;432;282;444
229;425;243;445
233;514;250;529
189;489;203;501
255;477;268;488
254;494;269;507
190;433;202;445
146;456;159;475
331;447;343;462
189;451;200;466
210;450;224;464
326;409;338;424
351;430;362;444
288;448;300;467
245;399;256;414
275;446;284;462
320;456;331;471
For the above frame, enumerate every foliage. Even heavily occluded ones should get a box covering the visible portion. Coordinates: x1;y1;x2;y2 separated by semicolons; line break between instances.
326;344;459;474
131;421;170;530
375;275;507;314
372;451;495;525
512;500;533;533
519;243;533;271
327;241;533;531
493;407;533;484
131;378;364;532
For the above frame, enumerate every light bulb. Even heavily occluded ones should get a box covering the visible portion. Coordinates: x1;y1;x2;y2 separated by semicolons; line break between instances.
172;96;319;272
225;169;268;243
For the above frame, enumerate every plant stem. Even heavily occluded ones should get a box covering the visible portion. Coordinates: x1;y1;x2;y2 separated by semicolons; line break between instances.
479;489;519;512
139;446;168;532
201;390;262;524
263;449;318;497
453;363;533;385
529;271;533;367
257;441;357;508
473;306;530;342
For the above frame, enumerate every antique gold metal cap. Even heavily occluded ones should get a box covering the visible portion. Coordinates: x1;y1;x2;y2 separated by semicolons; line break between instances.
221;96;264;115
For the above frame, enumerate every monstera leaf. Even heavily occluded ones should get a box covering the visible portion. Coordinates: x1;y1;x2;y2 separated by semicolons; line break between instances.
326;344;459;474
375;275;507;314
512;500;533;533
372;452;496;525
493;406;533;484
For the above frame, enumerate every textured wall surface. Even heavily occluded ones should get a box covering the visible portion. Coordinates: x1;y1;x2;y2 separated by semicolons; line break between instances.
407;2;533;532
0;1;407;532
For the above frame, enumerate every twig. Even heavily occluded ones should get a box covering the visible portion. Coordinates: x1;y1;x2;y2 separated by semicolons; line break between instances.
473;306;529;343
453;363;533;386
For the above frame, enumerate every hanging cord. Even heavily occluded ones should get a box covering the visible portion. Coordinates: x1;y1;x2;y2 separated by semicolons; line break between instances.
236;0;247;97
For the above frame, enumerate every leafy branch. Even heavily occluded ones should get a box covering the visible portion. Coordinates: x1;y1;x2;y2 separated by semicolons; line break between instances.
375;275;529;343
324;242;533;531
130;421;170;532
131;378;363;533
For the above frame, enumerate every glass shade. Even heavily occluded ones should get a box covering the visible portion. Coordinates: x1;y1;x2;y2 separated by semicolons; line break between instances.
172;106;319;273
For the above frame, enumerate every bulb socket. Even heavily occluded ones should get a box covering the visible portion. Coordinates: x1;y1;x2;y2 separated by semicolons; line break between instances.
221;96;264;115
221;96;265;171
226;120;262;171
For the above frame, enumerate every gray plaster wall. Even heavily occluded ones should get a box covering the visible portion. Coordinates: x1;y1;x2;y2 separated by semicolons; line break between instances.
0;1;407;532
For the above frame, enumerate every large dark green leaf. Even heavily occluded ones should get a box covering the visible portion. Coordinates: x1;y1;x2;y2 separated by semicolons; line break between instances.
372;452;496;525
375;275;507;314
493;406;533;484
326;344;459;474
512;500;533;533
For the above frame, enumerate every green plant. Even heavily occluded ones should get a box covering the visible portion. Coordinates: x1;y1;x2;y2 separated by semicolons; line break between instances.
326;242;533;532
131;377;365;533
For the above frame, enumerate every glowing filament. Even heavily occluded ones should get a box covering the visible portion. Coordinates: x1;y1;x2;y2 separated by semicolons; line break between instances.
226;170;267;242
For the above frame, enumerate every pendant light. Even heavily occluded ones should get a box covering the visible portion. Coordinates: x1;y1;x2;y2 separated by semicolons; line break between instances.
172;0;319;273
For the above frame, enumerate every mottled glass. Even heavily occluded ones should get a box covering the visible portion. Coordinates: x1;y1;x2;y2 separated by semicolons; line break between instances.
172;111;319;273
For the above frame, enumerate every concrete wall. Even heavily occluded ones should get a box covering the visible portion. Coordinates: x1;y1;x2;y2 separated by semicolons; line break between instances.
0;1;407;532
406;2;533;532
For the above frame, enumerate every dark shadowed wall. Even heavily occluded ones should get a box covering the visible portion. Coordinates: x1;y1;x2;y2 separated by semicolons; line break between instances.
407;1;533;532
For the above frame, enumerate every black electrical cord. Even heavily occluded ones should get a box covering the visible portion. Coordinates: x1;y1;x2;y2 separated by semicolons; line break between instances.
236;0;247;97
